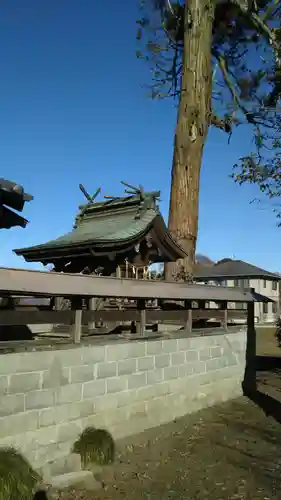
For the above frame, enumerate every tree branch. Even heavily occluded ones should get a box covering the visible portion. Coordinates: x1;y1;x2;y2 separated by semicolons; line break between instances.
210;113;233;132
262;0;281;21
232;1;280;54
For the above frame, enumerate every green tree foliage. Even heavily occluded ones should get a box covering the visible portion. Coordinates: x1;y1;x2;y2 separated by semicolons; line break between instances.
137;0;281;214
232;119;281;222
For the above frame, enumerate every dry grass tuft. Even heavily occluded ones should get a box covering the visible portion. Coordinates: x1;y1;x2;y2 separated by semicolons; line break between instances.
73;427;115;467
0;447;40;500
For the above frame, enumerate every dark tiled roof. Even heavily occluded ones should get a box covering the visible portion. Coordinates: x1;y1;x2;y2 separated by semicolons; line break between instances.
0;178;33;229
194;259;280;280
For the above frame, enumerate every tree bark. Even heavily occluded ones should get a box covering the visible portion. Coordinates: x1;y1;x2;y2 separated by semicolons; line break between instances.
165;0;215;281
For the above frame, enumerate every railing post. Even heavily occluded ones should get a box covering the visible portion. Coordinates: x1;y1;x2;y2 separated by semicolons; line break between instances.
54;296;61;310
243;295;256;394
71;296;82;344
137;299;146;336
73;310;82;343
125;260;129;279
116;266;121;279
221;301;228;330
87;297;96;332
184;300;192;334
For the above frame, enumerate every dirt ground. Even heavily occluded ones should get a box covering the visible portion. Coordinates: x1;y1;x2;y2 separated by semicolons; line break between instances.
61;327;281;500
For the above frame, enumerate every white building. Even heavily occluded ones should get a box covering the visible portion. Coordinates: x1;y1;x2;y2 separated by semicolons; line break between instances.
194;258;280;324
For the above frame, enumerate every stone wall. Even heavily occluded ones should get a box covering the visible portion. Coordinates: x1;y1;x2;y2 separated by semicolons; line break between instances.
0;329;246;470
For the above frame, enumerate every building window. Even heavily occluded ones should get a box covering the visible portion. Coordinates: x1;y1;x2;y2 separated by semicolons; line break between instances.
272;302;277;314
263;302;268;314
263;280;266;288
236;302;247;310
272;281;278;291
234;279;249;288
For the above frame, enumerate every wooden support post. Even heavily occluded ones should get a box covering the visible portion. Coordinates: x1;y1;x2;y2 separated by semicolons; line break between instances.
87;297;96;332
277;295;281;319
54;296;61;310
224;308;228;330
243;296;257;395
221;301;228;330
137;299;146;336
115;267;123;327
50;297;63;331
184;300;192;334
125;260;129;279
73;310;82;344
71;296;83;344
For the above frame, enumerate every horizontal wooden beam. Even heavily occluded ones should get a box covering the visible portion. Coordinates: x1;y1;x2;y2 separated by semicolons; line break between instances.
0;267;258;302
0;308;247;326
146;309;247;322
0;310;75;325
83;310;141;322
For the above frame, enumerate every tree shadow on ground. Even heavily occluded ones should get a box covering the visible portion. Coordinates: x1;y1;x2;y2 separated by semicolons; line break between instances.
247;387;281;424
216;440;281;492
243;320;281;425
243;352;281;424
211;409;281;494
256;355;281;373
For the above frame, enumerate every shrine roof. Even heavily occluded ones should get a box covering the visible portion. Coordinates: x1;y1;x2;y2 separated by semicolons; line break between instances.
14;187;187;262
0;178;33;229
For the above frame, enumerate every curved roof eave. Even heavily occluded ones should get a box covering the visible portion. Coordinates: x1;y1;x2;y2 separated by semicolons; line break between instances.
14;213;187;263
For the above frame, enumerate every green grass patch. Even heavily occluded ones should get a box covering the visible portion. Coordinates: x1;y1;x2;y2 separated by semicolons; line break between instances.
275;318;281;348
256;326;276;334
73;427;115;467
0;447;40;500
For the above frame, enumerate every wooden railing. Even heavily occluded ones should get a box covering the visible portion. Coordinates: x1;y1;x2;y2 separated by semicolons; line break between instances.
0;267;267;344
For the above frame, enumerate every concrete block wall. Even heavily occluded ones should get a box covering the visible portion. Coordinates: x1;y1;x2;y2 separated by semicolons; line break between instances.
0;329;246;470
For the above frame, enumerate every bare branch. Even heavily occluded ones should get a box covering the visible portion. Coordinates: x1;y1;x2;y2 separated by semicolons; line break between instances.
262;0;280;20
210;113;233;132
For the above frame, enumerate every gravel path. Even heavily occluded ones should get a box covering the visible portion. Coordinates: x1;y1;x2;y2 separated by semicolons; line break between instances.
60;388;281;500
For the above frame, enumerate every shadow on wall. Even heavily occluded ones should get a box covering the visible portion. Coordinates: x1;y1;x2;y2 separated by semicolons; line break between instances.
0;325;34;341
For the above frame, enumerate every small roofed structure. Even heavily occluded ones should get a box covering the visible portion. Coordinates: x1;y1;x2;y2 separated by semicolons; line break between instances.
14;182;187;276
0;178;33;229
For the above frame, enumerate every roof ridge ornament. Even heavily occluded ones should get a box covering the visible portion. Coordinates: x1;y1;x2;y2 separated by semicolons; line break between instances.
121;181;145;201
79;184;101;204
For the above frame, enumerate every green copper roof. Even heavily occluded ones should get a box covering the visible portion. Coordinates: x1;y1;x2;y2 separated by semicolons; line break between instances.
29;209;157;250
14;188;187;263
14;191;161;252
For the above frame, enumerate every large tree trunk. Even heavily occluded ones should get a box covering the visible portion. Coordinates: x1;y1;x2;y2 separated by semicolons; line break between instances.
165;0;214;281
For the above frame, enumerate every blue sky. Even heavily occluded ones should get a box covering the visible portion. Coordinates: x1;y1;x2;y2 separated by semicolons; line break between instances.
0;0;280;273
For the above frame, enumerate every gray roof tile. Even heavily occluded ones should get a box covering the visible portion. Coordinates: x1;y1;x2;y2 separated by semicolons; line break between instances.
194;259;280;280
